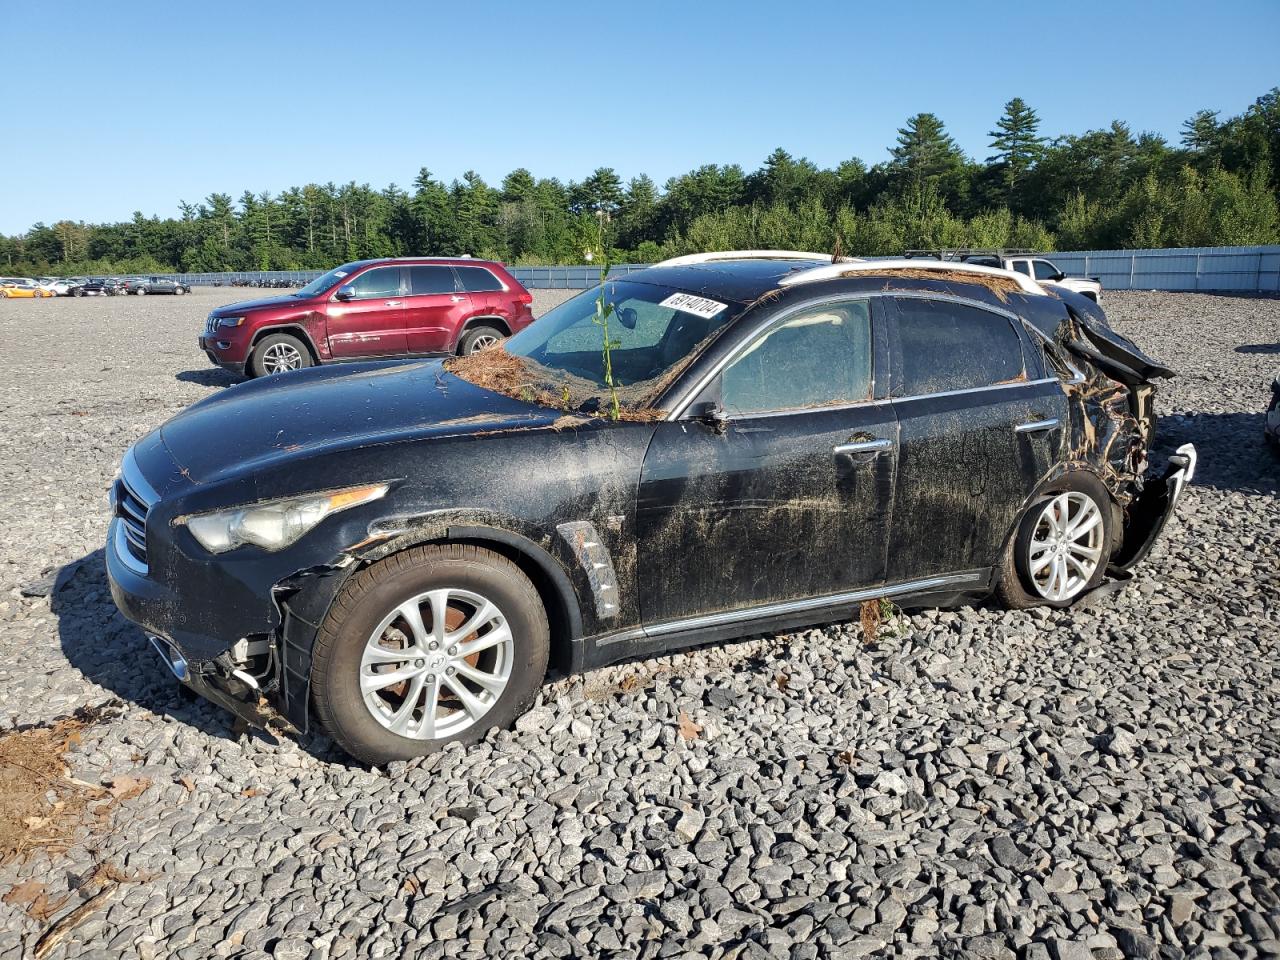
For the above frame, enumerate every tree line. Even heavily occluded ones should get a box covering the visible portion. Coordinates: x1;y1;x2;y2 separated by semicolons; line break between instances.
3;88;1278;277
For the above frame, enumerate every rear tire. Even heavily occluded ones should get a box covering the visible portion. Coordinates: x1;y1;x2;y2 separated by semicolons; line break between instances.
136;287;146;295
458;324;506;356
996;473;1114;610
311;544;550;765
249;332;312;377
175;286;186;295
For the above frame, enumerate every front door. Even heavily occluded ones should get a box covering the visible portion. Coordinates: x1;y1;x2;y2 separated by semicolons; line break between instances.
325;265;409;359
884;295;1068;580
403;264;470;354
636;298;896;625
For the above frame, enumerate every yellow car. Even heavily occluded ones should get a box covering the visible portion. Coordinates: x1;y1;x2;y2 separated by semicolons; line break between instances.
0;279;53;298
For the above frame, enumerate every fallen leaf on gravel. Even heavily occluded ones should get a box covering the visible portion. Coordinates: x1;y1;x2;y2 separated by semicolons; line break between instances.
619;674;639;692
179;776;195;794
3;881;67;921
677;712;702;741
106;776;150;800
401;875;421;895
774;673;790;692
240;787;259;798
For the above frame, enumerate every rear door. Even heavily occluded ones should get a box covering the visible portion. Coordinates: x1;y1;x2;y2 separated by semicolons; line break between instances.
884;295;1067;581
403;264;469;354
454;265;513;337
324;265;409;359
636;297;896;625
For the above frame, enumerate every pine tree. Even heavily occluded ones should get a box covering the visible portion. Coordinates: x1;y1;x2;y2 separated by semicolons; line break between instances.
988;98;1044;205
890;114;964;186
1181;109;1221;151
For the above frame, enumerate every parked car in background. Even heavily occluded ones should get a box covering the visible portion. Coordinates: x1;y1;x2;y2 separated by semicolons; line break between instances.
79;278;114;296
199;257;535;377
0;278;54;298
109;250;1194;763
133;276;191;295
907;249;1103;302
41;278;85;296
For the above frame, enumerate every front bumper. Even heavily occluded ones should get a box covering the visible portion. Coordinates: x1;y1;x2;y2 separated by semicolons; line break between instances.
1110;443;1197;572
198;334;248;375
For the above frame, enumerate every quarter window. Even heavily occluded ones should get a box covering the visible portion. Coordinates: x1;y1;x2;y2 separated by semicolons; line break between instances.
455;266;505;293
894;298;1025;395
347;267;402;299
408;265;457;295
721;301;873;415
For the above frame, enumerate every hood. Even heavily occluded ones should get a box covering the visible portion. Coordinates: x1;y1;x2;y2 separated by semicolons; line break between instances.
211;293;316;315
159;360;560;484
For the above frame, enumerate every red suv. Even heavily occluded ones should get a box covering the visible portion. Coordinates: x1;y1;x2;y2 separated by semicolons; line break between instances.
199;258;535;377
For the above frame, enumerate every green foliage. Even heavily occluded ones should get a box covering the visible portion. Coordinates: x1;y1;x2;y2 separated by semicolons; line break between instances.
5;87;1279;276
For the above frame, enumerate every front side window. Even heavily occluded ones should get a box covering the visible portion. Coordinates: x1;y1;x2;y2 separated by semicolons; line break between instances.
1032;260;1060;281
408;265;456;296
455;266;504;293
894;298;1025;396
346;266;402;300
721;301;873;415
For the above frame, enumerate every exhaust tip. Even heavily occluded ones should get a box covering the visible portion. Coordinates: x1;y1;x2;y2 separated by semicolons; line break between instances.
147;634;189;682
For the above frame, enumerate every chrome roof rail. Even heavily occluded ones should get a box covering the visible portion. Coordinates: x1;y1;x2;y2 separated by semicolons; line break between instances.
654;250;860;267
777;258;1046;296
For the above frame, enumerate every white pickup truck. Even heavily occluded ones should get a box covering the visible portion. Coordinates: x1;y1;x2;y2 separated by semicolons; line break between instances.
906;250;1103;302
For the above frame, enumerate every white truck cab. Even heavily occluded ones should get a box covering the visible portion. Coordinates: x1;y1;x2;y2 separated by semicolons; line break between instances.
904;249;1103;303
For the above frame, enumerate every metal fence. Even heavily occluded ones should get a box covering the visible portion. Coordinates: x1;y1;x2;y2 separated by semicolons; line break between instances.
145;245;1280;292
1040;245;1280;292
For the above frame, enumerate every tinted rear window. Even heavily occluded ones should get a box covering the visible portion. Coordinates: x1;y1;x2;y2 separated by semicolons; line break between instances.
409;265;456;295
455;266;505;293
894;298;1025;395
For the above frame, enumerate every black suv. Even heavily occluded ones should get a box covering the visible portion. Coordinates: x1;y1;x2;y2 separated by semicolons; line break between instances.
107;252;1195;764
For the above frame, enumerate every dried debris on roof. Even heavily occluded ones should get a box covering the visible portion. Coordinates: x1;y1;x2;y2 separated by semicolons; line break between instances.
443;347;666;423
851;268;1022;302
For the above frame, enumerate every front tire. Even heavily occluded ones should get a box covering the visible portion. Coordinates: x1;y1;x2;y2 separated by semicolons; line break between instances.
249;332;312;377
458;324;506;355
996;474;1113;609
311;544;550;765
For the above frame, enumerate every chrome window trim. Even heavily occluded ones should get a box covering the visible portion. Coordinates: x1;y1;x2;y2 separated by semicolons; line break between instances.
891;376;1058;405
665;293;879;421
453;265;510;293
596;570;986;647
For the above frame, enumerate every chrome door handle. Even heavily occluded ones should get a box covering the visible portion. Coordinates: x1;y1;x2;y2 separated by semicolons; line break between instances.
1015;418;1060;434
385;300;404;307
834;438;892;455
450;295;465;303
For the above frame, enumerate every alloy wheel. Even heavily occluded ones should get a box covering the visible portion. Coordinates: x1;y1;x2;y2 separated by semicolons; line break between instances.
1027;491;1105;602
467;334;500;354
261;342;303;373
358;588;513;740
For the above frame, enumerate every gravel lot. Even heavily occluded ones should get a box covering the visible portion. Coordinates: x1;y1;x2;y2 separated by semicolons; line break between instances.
0;287;1276;960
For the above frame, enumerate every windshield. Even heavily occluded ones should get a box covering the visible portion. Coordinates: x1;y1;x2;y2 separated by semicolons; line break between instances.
450;277;747;414
294;262;362;298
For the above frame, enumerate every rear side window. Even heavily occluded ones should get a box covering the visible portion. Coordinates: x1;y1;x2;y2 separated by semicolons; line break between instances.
408;265;456;295
347;266;402;299
455;266;505;293
893;298;1025;395
1010;261;1031;276
721;300;873;415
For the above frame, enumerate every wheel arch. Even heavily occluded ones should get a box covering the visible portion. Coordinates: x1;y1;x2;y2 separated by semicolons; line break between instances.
996;465;1122;583
462;315;511;337
250;324;322;363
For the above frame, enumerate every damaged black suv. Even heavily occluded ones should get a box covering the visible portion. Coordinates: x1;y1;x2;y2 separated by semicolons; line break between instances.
107;251;1196;764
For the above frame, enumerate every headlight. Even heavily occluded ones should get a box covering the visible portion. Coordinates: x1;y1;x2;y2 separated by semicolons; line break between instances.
180;483;389;554
217;316;245;328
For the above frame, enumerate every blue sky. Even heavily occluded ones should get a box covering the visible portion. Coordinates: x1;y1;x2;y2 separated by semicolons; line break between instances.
2;0;1277;233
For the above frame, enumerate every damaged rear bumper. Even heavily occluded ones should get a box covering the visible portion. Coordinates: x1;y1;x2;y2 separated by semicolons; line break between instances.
1109;443;1197;573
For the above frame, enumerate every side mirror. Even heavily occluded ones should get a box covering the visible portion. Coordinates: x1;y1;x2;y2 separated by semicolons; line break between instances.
335;285;355;301
1053;271;1065;281
692;400;730;435
617;306;638;330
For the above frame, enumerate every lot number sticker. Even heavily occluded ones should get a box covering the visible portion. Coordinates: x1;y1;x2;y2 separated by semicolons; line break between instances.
660;292;728;320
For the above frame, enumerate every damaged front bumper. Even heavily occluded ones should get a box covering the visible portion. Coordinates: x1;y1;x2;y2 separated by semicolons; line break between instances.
1109;442;1198;573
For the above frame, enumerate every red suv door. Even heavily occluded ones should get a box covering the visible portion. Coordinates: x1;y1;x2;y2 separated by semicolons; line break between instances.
325;265;409;358
403;264;473;354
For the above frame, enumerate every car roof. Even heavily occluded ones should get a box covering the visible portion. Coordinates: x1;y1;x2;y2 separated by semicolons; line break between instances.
623;258;831;303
